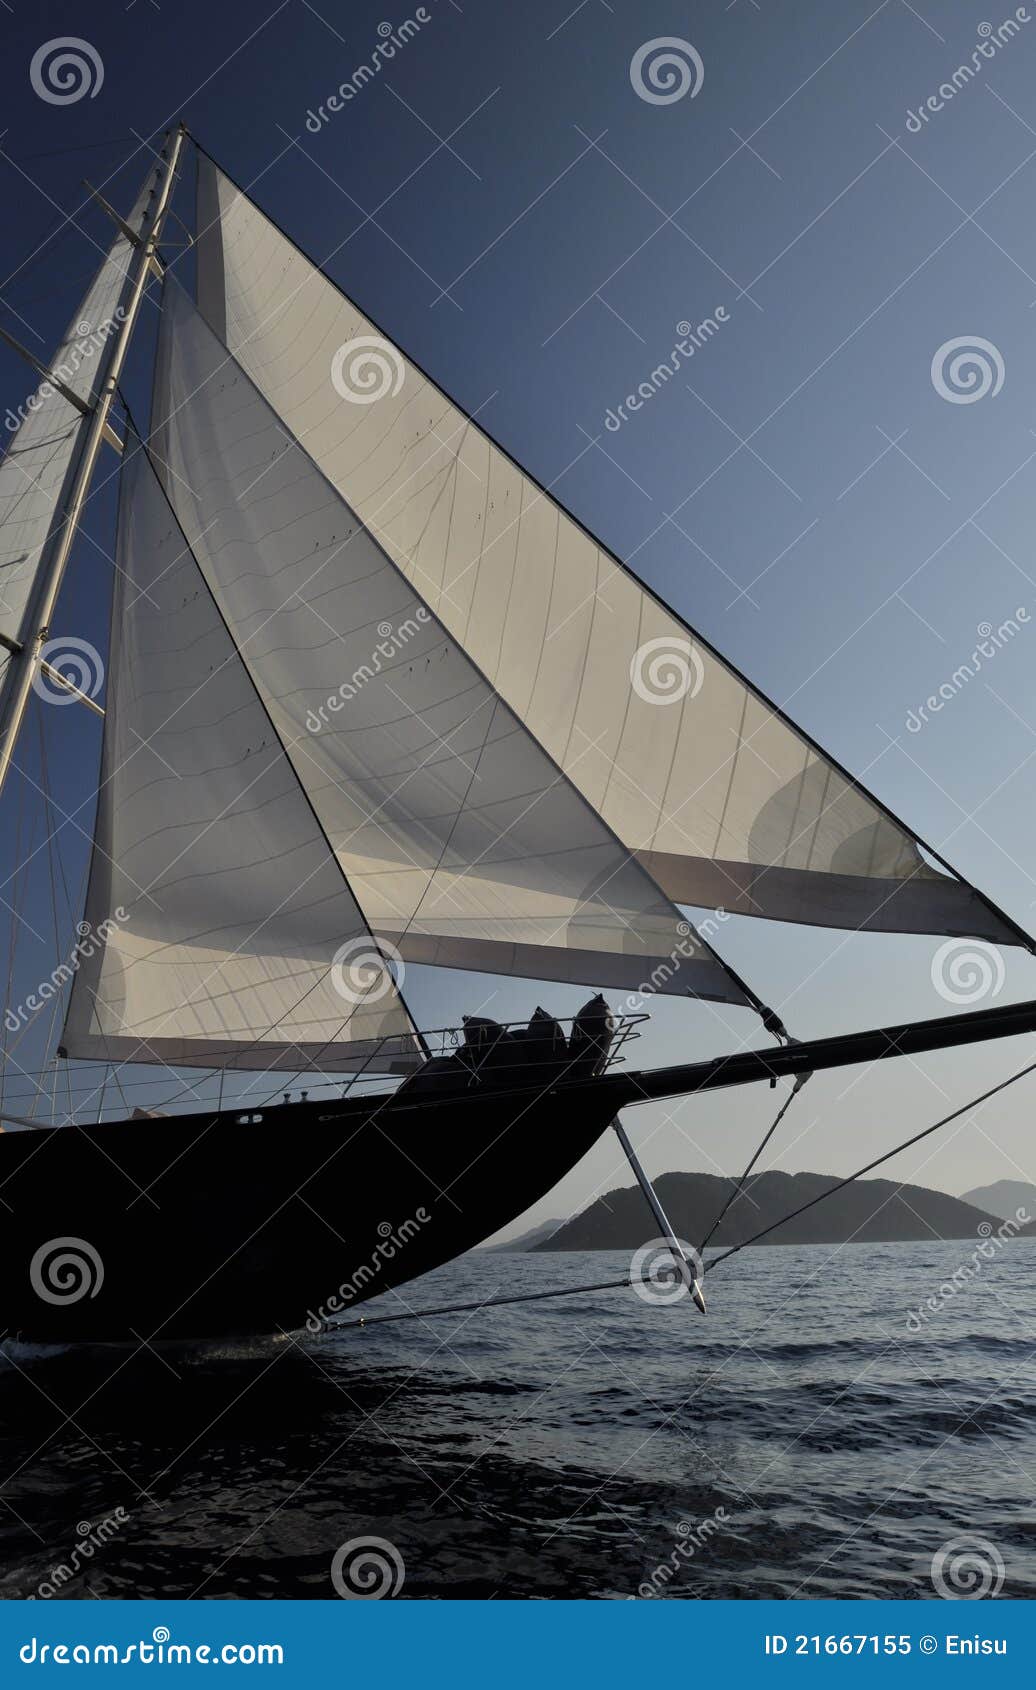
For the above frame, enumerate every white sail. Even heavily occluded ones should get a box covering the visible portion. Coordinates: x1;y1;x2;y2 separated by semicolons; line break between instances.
62;441;423;1074
195;157;1017;948
148;278;742;1006
0;186;149;713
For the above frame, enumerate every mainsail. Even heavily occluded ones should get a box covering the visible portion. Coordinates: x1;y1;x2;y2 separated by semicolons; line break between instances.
62;439;424;1073
195;156;1018;949
0;185;148;723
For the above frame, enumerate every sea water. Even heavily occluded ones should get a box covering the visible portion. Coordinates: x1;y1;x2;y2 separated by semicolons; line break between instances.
0;1240;1033;1599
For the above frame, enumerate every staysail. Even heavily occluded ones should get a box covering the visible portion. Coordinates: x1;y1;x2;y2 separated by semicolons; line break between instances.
0;182;150;725
195;156;1018;948
62;439;424;1073
143;278;743;1007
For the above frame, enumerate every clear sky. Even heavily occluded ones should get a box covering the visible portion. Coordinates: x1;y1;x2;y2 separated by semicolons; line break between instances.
4;0;1036;1240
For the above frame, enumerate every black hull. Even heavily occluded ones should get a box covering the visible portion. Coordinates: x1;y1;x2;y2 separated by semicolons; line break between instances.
8;989;1026;1346
0;1082;617;1345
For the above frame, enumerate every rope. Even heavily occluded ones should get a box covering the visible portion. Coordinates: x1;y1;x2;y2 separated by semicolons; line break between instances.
28;714;69;1118
323;1275;635;1332
704;1054;1036;1274
697;1070;811;1256
2;136;138;166
38;715;78;924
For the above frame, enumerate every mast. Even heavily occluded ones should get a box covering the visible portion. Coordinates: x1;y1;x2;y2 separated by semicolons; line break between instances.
0;124;187;799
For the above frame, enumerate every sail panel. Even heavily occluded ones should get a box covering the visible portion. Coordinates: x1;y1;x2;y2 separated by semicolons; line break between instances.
150;278;744;1005
195;157;1017;948
62;442;423;1074
0;184;149;707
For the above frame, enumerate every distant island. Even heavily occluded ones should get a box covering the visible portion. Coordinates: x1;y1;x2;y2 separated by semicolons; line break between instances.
527;1170;1014;1252
486;1218;566;1253
960;1179;1036;1223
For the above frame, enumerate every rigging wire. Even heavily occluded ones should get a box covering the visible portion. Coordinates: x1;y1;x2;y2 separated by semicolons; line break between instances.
0;1067;386;1102
106;1055;132;1121
13;810;46;1116
38;711;77;922
1;267;104;319
321;1052;1036;1330
3;138;138;166
697;1069;811;1257
0;709;103;1124
2;854;90;1066
703;1053;1036;1275
0;766;28;1115
37;711;74;1112
325;1275;637;1332
0;189;101;306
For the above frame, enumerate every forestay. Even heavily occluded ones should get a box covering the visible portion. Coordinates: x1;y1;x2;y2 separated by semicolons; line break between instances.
195;157;1017;947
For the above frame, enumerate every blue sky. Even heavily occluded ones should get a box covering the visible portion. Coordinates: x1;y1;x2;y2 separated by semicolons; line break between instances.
4;0;1036;1234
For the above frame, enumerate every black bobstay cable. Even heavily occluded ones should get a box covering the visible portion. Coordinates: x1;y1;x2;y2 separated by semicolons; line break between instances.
322;1275;635;1332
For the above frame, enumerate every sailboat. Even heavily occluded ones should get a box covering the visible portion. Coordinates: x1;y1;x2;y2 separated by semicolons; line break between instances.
2;125;1035;1347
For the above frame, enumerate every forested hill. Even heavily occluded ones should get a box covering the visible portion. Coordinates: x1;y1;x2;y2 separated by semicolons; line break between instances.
535;1171;1001;1251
